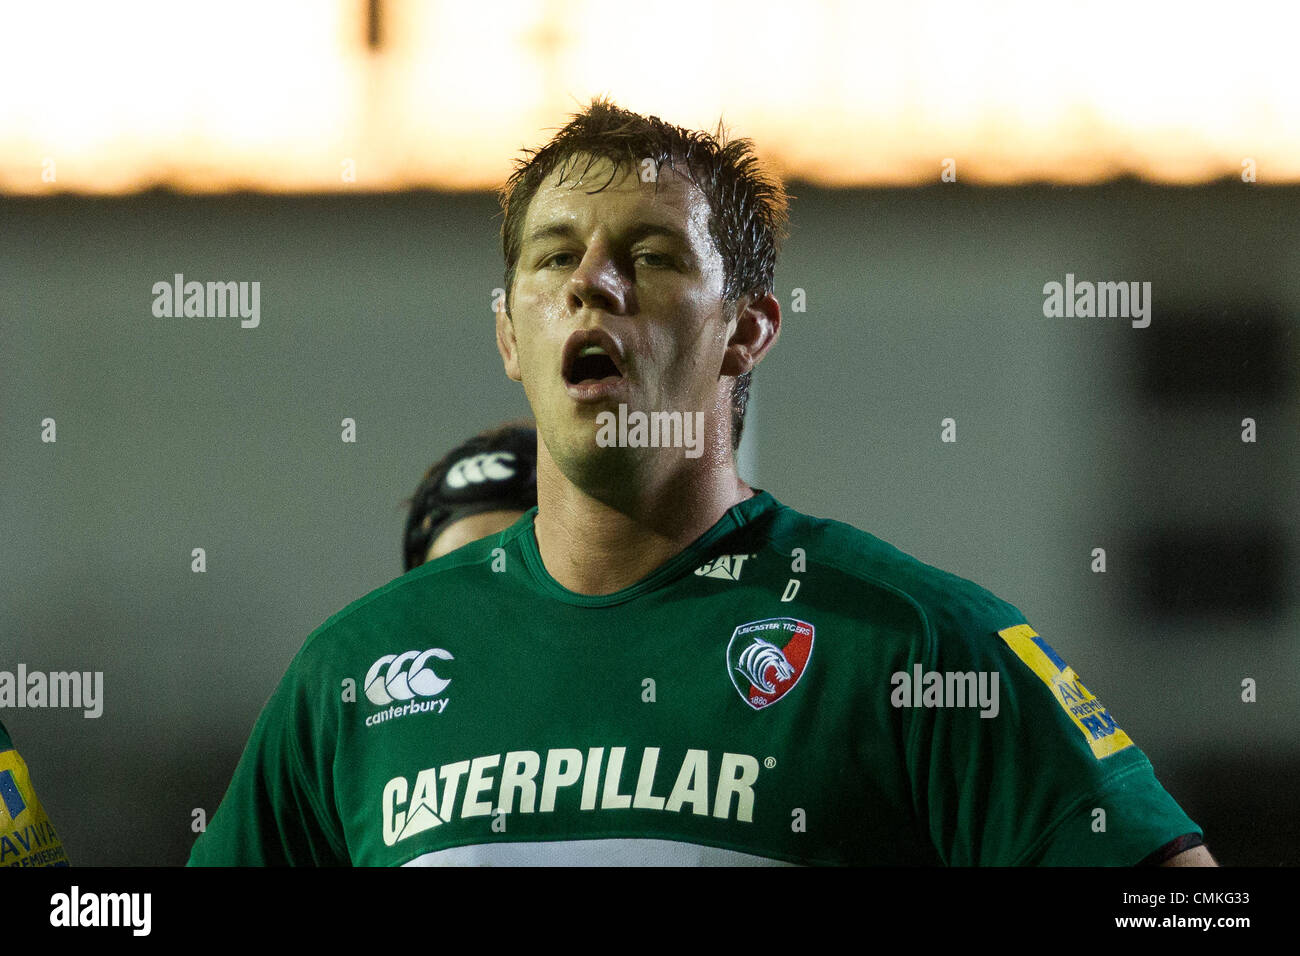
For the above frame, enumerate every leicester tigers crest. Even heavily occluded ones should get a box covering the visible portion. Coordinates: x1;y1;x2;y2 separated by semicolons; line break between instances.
726;617;814;710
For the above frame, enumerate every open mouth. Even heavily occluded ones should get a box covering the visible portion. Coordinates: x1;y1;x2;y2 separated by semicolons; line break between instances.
561;329;627;390
566;346;622;385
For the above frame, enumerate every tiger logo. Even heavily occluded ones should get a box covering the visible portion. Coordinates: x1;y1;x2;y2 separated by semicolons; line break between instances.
726;618;815;711
735;637;794;695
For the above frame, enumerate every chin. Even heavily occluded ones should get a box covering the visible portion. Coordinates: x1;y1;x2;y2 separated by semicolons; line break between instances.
552;432;640;492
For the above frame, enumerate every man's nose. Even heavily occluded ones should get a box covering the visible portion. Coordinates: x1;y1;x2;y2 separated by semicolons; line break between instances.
567;245;628;314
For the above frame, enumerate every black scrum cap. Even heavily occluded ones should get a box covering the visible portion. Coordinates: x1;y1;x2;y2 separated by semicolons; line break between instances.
402;426;537;571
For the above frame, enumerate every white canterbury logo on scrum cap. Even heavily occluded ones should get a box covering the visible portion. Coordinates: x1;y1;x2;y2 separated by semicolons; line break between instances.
444;452;517;489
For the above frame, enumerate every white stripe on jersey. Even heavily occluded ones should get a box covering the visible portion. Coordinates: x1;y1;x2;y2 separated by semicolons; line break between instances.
401;838;796;867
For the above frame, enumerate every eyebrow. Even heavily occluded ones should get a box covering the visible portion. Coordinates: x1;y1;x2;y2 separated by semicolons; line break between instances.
522;221;691;249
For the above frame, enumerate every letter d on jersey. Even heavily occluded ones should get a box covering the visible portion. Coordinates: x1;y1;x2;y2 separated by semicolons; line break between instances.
726;618;815;711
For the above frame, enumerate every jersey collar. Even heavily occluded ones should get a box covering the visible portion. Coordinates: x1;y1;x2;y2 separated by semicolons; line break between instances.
517;489;777;607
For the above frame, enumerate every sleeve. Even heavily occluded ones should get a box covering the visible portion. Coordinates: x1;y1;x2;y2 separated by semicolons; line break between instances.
0;719;72;867
187;648;350;867
905;616;1202;866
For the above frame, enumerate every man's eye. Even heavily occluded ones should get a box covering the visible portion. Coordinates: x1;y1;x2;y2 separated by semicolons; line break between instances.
542;252;578;268
635;252;673;267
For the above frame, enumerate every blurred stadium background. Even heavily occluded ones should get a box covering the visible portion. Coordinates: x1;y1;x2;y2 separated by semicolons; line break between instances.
1;0;1295;865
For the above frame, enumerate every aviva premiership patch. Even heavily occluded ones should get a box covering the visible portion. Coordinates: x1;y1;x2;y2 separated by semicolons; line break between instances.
0;746;69;867
997;624;1134;759
727;618;814;711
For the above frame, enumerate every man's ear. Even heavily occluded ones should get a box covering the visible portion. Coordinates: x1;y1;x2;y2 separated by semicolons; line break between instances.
720;292;781;377
495;305;522;382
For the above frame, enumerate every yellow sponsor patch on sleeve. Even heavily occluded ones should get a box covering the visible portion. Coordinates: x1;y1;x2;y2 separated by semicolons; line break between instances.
0;746;70;867
997;624;1134;759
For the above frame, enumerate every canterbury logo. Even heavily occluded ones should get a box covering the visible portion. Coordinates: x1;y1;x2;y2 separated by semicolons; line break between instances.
693;553;751;581
735;638;793;695
444;452;517;489
365;649;453;706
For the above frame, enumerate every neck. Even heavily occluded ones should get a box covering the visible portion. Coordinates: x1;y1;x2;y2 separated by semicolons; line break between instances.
533;449;753;596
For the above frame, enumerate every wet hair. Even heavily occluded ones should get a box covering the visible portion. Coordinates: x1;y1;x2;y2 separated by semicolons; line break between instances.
498;96;789;451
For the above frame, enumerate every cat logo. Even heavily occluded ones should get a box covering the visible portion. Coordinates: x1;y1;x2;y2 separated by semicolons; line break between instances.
694;553;753;581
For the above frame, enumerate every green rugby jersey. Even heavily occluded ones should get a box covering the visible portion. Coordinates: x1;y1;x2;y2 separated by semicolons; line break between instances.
188;490;1199;866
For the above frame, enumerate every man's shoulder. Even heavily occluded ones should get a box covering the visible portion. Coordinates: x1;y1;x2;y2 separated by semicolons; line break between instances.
298;531;520;662
760;496;1027;637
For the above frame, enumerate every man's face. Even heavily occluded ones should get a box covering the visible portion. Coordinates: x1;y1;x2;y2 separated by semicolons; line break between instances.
498;155;736;483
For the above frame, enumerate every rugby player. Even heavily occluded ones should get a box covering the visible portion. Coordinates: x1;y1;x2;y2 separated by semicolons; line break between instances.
402;423;537;569
0;719;70;867
189;98;1213;866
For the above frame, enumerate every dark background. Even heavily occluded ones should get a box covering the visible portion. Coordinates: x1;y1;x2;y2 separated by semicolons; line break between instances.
2;181;1295;864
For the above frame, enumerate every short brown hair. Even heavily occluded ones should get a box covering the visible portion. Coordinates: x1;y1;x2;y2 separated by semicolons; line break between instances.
498;97;789;452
